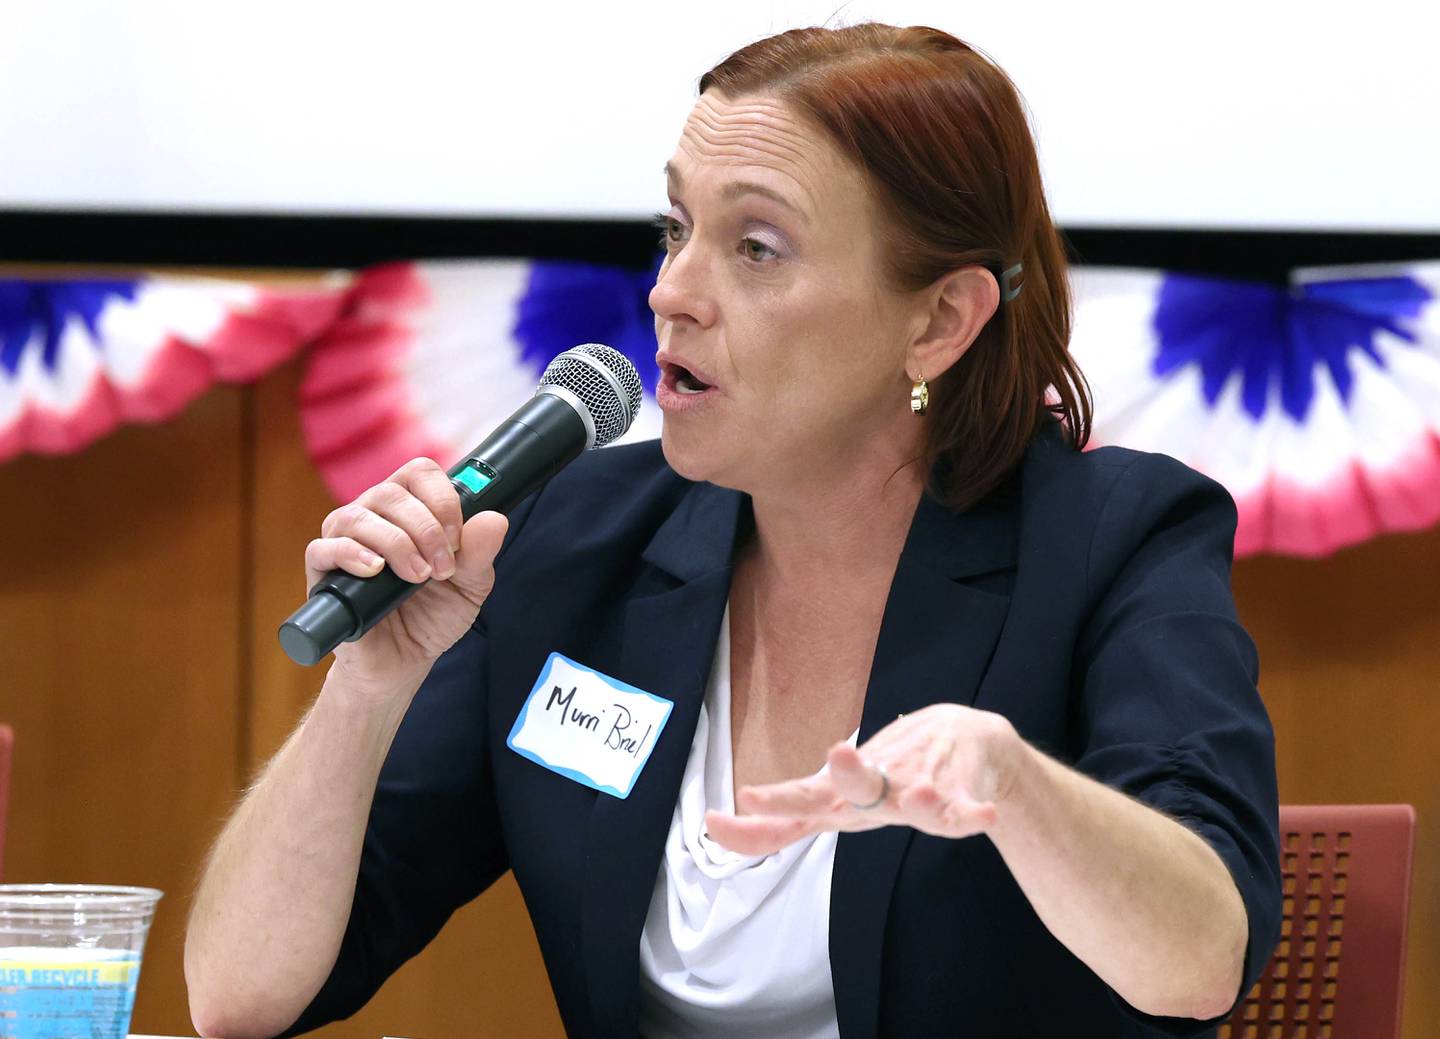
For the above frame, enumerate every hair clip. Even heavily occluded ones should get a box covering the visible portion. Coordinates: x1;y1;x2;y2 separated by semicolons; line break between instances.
1001;262;1024;303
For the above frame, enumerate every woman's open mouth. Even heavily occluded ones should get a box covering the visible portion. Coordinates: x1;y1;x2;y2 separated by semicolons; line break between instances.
656;354;720;405
673;365;711;394
656;356;720;411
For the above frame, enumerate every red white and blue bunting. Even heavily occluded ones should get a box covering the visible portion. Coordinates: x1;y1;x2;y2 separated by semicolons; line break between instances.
296;261;663;505
0;272;346;459
1070;263;1439;557
3;259;1437;558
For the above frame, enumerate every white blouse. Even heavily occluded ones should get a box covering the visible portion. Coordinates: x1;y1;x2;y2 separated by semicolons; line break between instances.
638;606;847;1039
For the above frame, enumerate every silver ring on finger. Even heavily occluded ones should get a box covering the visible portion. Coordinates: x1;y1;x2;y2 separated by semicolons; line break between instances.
848;763;889;811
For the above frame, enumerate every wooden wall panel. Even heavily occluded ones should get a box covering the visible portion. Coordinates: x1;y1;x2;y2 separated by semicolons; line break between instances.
0;388;246;1035
1233;530;1440;1038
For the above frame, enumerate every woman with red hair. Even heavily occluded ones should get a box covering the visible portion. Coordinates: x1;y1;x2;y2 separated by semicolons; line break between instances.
188;24;1279;1039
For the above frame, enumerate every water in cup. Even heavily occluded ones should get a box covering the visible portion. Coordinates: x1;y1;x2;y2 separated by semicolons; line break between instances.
0;885;162;1039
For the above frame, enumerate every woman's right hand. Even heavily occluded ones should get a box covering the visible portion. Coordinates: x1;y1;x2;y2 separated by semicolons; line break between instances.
303;457;510;699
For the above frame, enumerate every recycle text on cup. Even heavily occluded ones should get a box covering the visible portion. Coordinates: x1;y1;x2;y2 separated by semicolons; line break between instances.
0;884;163;1039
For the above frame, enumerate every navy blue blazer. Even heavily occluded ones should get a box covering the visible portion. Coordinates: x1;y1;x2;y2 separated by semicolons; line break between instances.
287;423;1281;1038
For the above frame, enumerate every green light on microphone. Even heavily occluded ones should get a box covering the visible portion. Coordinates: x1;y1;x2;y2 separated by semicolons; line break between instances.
454;462;494;495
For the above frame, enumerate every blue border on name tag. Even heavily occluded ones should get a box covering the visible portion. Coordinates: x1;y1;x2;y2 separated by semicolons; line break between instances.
506;652;674;799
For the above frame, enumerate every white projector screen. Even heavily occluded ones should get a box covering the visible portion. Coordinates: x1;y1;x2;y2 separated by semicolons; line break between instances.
2;0;1436;231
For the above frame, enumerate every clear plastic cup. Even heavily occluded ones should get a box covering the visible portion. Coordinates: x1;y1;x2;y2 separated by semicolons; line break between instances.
0;884;163;1039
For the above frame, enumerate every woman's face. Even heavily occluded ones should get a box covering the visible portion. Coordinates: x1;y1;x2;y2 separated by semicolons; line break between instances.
650;91;925;494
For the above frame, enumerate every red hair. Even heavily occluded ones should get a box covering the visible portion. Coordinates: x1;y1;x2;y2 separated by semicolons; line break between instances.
700;23;1091;509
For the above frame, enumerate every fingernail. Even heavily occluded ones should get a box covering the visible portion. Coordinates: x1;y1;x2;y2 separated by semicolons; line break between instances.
431;548;455;580
412;556;432;580
359;549;383;570
446;526;461;551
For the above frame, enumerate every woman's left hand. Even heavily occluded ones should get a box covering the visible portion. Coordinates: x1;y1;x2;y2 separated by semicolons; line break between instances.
705;703;1027;856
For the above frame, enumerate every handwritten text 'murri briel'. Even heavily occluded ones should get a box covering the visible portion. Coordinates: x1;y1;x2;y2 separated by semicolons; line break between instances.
545;684;654;758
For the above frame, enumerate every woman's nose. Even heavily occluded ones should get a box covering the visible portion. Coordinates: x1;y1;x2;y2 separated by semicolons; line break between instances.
649;247;716;328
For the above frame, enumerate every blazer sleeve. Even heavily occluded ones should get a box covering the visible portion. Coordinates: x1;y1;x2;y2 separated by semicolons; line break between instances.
1070;453;1282;1036
279;489;548;1036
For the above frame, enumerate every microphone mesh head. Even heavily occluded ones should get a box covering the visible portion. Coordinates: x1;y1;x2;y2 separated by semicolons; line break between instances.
537;344;643;447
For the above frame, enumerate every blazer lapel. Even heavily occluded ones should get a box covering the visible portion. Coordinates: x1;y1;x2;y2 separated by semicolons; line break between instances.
830;490;1018;1039
580;481;744;1036
575;476;1019;1038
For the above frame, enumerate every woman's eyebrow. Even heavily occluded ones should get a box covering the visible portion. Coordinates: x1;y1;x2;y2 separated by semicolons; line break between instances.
664;162;809;225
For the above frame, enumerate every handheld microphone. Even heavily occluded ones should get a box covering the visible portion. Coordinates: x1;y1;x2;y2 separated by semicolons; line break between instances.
277;343;643;666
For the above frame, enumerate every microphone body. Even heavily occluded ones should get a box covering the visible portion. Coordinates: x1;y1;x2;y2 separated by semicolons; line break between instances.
277;344;643;666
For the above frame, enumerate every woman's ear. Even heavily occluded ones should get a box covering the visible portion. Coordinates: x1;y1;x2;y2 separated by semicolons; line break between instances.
905;265;999;381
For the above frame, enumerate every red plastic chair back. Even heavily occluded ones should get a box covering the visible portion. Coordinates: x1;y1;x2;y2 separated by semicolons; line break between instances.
1220;804;1416;1039
0;723;11;881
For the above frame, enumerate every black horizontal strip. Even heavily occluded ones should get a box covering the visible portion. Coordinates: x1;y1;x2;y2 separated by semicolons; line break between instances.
1061;227;1440;283
1;209;1437;283
0;210;662;272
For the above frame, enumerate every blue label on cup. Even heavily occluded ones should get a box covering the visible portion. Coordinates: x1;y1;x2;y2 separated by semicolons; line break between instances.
0;948;143;1039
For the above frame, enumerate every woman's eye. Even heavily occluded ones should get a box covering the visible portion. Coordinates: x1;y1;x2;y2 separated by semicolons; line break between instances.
650;211;778;264
743;237;778;262
651;211;685;249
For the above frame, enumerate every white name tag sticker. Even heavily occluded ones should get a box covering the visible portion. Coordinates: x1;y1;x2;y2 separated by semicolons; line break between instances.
507;652;674;798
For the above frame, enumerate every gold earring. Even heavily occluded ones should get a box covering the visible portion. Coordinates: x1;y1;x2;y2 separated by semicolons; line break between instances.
910;372;929;416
